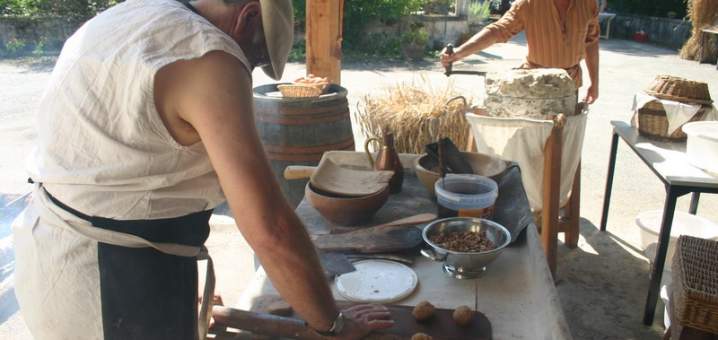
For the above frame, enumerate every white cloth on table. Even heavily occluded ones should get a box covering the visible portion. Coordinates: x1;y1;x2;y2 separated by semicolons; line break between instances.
238;224;573;340
465;112;588;211
704;104;718;121
631;93;713;135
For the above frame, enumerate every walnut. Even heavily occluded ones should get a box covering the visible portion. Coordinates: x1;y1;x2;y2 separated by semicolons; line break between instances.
411;333;433;340
412;301;435;322
452;305;474;327
429;230;496;252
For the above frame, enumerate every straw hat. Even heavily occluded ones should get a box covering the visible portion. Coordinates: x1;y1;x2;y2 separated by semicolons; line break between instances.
259;0;294;80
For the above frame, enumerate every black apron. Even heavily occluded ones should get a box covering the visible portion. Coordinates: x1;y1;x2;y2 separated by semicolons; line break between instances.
44;186;212;340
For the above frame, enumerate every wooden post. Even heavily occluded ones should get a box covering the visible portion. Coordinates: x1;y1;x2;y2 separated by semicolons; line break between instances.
564;162;581;249
541;114;565;278
306;0;343;84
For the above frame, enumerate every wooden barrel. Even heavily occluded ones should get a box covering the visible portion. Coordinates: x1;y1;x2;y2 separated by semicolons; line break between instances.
253;83;355;208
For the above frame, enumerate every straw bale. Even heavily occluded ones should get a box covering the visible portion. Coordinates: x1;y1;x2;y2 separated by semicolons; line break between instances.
680;0;718;60
356;79;472;154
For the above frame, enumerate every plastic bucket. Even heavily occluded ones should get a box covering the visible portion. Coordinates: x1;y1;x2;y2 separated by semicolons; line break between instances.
637;210;718;268
434;174;499;219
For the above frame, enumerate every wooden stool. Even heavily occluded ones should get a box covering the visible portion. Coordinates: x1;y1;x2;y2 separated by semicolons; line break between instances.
466;114;581;276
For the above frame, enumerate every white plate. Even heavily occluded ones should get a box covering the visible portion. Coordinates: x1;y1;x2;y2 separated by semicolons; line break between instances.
335;260;418;304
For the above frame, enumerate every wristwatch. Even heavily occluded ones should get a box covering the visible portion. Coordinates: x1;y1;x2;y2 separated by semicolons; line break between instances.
315;312;345;336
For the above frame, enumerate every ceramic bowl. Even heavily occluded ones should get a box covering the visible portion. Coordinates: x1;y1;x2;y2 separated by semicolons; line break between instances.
415;152;509;196
305;183;390;225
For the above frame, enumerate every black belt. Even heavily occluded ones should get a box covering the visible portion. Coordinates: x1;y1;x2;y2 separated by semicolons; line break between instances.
41;185;212;247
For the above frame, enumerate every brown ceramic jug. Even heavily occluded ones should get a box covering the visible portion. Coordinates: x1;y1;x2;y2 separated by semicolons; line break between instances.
365;132;404;194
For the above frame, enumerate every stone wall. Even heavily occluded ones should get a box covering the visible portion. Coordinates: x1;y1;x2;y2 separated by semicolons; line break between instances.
357;14;473;51
610;14;692;50
0;16;82;56
419;14;470;49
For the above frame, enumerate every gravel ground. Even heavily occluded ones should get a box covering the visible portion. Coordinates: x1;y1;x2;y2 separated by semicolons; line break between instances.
1;36;717;339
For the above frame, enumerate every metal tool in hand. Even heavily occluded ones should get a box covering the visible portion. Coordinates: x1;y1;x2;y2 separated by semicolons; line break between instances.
443;44;487;77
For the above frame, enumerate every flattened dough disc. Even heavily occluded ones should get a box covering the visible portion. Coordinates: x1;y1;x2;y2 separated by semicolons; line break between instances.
310;158;393;197
335;260;418;304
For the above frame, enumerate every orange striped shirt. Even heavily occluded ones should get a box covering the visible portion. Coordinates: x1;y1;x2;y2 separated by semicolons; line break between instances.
485;0;600;86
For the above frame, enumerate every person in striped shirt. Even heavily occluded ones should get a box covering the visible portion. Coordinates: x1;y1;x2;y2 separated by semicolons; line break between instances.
441;0;600;104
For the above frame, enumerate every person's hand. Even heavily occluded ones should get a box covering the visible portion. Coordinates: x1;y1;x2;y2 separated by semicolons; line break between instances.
439;47;459;68
325;304;394;340
584;84;598;104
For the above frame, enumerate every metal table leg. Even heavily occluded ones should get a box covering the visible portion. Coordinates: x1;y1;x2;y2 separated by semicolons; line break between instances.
643;186;683;325
600;132;619;231
689;192;700;215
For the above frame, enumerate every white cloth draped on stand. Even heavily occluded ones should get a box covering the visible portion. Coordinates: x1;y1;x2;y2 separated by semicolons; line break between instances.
465;112;588;211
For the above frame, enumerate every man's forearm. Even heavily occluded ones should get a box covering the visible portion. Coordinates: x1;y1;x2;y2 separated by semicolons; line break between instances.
224;169;338;331
453;28;499;60
170;51;341;333
585;42;599;87
250;205;338;331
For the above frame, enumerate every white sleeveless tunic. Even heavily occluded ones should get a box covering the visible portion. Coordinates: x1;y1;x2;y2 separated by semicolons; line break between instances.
27;0;252;219
15;1;251;339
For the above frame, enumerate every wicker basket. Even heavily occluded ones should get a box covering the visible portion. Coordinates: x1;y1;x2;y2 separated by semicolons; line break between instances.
671;235;718;334
645;75;713;105
636;100;709;141
277;84;322;98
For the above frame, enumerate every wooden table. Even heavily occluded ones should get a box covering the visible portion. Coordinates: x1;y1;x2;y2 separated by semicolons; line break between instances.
600;121;718;325
237;155;573;339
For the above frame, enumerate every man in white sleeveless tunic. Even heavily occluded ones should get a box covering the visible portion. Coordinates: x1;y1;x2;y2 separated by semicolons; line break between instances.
13;1;393;339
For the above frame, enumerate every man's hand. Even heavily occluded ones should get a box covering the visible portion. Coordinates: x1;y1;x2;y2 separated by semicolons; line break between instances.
439;29;500;68
439;47;459;68
325;305;394;340
584;84;598;104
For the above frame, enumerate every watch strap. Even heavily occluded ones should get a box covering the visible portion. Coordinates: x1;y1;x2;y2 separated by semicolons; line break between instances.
314;312;344;336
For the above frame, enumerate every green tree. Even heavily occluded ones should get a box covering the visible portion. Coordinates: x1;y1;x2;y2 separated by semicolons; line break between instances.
292;0;425;48
0;0;121;18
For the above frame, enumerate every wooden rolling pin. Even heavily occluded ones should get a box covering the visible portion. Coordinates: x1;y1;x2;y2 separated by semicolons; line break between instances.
212;306;403;340
283;165;317;180
212;306;320;339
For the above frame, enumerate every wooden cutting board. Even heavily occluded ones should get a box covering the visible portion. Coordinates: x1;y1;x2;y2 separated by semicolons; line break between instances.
218;296;492;339
366;304;492;340
312;225;423;254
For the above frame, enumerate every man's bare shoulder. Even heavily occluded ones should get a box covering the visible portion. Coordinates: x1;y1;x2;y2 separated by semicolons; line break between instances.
154;50;254;143
170;51;251;84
